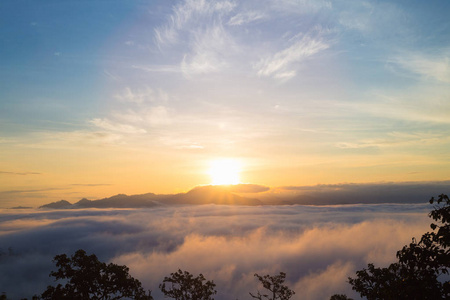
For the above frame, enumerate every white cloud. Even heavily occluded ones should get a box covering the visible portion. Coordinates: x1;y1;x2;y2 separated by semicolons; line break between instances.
158;135;205;150
256;33;329;80
145;106;171;126
337;0;408;38
273;0;332;14
181;25;233;75
131;64;181;74
175;144;204;150
153;0;240;76
347;85;450;125
24;130;124;149
335;131;447;151
228;11;266;26
110;105;172;128
90;118;147;134
392;52;450;83
114;87;168;104
154;0;236;47
0;204;431;299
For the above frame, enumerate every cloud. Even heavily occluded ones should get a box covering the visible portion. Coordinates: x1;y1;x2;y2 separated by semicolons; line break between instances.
181;24;234;76
337;0;409;39
338;1;376;32
174;144;204;150
274;0;332;13
345;86;450;125
228;11;266;26
102;70;121;81
114;87;169;104
292;261;356;299
131;64;181;74
0;171;41;176
94;87;172;136
274;181;450;205
391;52;450;83
153;0;240;76
154;0;235;47
333;130;449;153
90;118;147;134
70;184;112;187
255;33;329;80
26;130;124;149
227;184;270;193
0;204;433;299
151;0;337;79
146;106;172;126
0;188;67;195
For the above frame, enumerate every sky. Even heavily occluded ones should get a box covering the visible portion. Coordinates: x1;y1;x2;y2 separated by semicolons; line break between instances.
1;0;450;206
0;203;432;299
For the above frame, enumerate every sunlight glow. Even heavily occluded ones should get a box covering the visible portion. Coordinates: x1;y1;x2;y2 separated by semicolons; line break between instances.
209;159;241;185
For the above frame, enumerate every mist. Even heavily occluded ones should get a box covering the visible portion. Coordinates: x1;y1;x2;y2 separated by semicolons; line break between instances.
0;203;432;299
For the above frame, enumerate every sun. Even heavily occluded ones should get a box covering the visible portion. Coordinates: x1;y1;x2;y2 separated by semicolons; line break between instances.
209;159;241;185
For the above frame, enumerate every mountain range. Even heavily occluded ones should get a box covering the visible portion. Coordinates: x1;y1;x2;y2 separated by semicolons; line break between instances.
38;182;447;209
40;185;264;209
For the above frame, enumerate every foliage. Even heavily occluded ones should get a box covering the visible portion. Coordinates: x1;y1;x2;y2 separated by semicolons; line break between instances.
250;272;295;300
159;269;217;300
329;294;353;300
348;194;450;300
41;249;152;300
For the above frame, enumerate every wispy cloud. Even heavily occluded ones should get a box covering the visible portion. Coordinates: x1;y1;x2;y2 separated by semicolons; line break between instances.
0;171;41;176
228;184;270;193
70;184;112;187
25;130;123;149
89;86;173;137
181;24;234;75
273;0;332;14
154;0;235;47
90;118;147;134
174;144;204;150
347;87;450;125
102;70;121;81
112;106;172;127
228;11;266;26
131;64;181;74
335;131;448;151
337;0;408;38
114;87;170;104
153;0;239;76
392;52;450;83
0;188;67;195
255;33;329;80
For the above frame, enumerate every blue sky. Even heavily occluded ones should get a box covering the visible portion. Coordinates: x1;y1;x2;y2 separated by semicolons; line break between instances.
1;0;450;204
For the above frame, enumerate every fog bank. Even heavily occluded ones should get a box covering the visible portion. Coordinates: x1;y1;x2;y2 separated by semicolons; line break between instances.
0;203;431;299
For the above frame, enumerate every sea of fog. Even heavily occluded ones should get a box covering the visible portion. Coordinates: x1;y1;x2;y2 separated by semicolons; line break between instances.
0;203;432;300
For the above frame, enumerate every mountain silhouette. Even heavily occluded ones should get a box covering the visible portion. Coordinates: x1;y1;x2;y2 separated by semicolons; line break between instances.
165;185;262;206
40;185;262;209
40;200;73;209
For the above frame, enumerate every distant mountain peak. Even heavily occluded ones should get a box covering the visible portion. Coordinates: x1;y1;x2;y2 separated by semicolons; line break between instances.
40;200;72;209
39;186;263;209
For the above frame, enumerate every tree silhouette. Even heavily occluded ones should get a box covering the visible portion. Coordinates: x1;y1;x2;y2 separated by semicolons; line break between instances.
159;269;217;300
41;249;152;300
329;294;353;300
347;194;450;300
250;272;295;300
